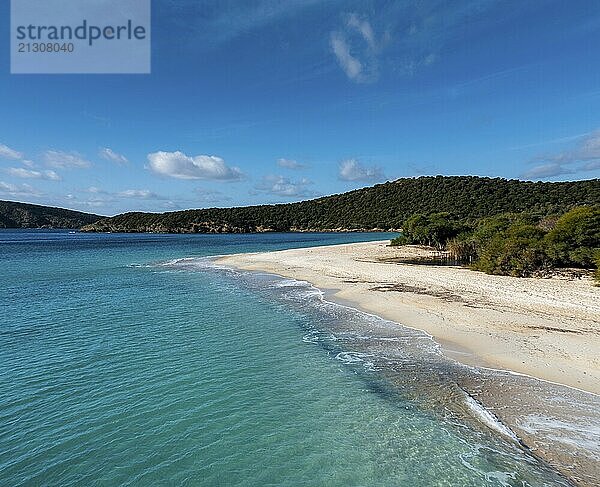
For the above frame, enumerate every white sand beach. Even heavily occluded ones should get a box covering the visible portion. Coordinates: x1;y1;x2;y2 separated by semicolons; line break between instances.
218;240;600;395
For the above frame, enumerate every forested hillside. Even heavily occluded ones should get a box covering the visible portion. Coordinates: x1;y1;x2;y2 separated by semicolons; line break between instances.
0;201;101;229
82;176;600;233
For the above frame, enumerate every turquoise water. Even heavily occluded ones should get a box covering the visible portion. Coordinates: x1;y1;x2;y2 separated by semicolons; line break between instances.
0;231;569;486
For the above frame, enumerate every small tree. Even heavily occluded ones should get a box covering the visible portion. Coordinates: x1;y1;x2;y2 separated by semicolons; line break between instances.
393;212;467;249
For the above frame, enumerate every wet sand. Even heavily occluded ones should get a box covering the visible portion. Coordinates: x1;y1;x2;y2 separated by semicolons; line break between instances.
217;240;600;485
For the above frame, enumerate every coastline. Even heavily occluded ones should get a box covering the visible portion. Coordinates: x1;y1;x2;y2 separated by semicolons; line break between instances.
216;239;600;486
217;240;600;395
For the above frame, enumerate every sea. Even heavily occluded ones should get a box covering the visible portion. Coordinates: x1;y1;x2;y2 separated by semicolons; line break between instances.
0;230;580;486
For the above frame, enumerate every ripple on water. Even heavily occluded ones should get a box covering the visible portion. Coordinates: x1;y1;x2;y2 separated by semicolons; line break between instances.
176;257;599;487
0;248;590;487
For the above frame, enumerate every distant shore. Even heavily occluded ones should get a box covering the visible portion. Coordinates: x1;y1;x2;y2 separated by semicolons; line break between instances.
218;240;600;394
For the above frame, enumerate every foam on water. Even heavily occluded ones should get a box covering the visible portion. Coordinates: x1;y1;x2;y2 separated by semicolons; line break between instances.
462;395;520;443
163;255;599;486
1;231;592;487
518;415;600;458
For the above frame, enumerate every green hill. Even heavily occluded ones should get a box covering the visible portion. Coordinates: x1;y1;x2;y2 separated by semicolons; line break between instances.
0;201;101;229
82;176;600;233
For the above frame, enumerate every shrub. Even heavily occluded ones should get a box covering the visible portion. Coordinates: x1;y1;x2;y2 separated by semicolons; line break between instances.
389;206;600;279
544;205;600;267
472;222;548;277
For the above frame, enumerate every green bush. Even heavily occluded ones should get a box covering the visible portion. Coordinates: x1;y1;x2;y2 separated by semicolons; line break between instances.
472;222;547;277
390;207;600;279
544;205;600;267
390;234;408;246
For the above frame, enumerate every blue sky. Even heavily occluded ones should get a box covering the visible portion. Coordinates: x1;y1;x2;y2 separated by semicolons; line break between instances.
1;0;600;216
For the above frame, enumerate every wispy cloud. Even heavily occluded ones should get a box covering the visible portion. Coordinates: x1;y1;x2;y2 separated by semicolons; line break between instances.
338;159;386;182
254;175;318;198
117;189;161;199
330;32;363;81
0;143;25;161
86;186;109;195
347;13;376;50
0;144;64;181
86;186;165;200
277;158;306;170
43;150;91;169
330;13;380;83
5;167;61;181
521;163;575;179
0;181;42;198
522;129;600;179
99;148;128;165
563;130;600;164
65;187;116;209
147;151;244;181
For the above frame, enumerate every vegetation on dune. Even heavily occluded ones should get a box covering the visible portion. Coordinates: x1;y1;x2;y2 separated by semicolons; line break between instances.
391;205;600;282
0;201;101;229
82;176;600;233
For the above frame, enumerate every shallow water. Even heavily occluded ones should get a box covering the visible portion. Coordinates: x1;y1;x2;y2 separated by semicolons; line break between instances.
0;230;575;485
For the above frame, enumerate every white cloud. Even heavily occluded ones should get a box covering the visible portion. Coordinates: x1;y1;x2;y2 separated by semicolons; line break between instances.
254;175;318;198
347;13;376;50
277;158;305;170
5;167;61;181
0;181;41;198
21;160;36;168
71;197;109;208
117;189;159;199
330;14;379;83
99;147;128;164
0;143;24;161
147;151;244;181
575;130;600;161
338;159;386;182
330;32;363;81
523;129;600;178
85;186;163;200
541;130;600;165
44;150;91;169
521;163;574;179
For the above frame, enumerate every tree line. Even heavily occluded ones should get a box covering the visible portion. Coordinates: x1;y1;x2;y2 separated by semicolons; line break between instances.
391;206;600;282
82;176;600;233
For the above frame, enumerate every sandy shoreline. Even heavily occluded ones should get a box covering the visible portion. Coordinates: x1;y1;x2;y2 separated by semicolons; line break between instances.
217;240;600;395
217;239;600;485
